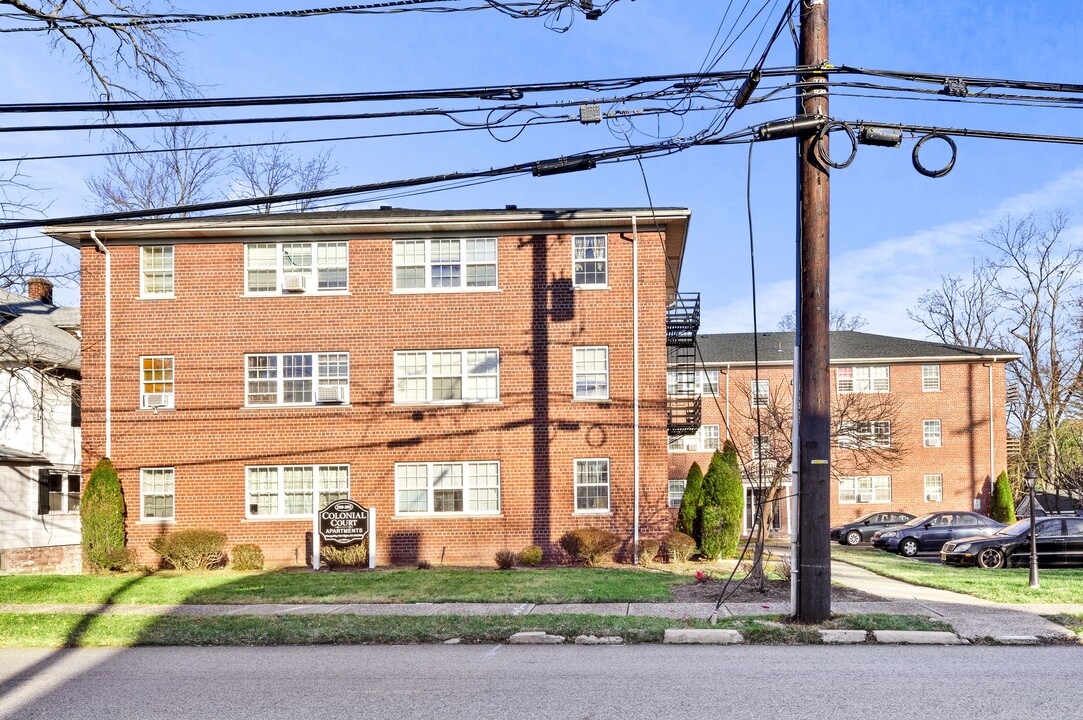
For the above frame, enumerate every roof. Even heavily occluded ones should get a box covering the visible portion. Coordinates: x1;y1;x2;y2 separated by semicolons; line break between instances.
43;206;692;302
0;288;80;371
696;331;1019;366
0;444;49;464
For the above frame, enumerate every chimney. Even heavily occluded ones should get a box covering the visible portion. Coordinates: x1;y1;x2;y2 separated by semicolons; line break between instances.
27;277;53;305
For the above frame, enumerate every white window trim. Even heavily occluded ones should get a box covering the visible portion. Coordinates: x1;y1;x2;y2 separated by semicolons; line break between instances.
574;457;611;514
244;352;350;407
838;475;892;504
244;241;350;296
836;366;890;394
140;355;175;410
924;474;944;502
572;234;609;289
394;461;501;516
668;479;686;508
391;237;499;293
140;467;175;522
244;464;350;520
139;245;175;299
923;419;943;447
572;345;610;401
42;470;81;514
837;421;892;449
922;364;941;392
393;349;500;405
751;379;770;407
668;424;721;453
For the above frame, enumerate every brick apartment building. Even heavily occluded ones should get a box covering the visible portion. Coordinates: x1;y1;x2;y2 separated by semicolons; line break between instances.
667;332;1018;534
47;208;692;566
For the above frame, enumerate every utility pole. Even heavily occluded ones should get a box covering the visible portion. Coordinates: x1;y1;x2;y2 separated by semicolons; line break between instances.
795;0;831;623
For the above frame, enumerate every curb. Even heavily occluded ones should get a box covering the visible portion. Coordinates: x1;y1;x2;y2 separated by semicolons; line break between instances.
873;630;969;645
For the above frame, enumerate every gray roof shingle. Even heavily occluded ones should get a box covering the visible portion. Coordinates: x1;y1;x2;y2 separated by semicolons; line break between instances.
0;288;80;370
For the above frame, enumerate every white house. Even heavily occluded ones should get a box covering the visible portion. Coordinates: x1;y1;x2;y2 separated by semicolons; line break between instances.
0;279;82;573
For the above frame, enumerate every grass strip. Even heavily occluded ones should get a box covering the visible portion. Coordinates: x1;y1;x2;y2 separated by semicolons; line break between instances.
833;547;1083;604
0;567;690;606
1045;614;1083;636
0;612;948;648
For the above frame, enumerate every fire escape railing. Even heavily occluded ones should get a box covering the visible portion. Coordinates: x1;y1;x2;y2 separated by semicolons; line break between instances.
666;292;701;436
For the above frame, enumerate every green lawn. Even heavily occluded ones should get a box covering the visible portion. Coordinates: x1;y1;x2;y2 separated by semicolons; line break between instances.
1046;614;1083;636
0;567;690;606
0;612;948;647
833;546;1083;604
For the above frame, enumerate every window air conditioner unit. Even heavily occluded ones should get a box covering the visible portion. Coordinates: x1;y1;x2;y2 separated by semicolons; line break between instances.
856;493;871;503
316;385;346;404
142;393;170;409
282;274;307;292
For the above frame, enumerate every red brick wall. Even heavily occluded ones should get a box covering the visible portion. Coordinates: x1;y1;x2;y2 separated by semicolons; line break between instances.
667;360;1010;529
80;226;673;566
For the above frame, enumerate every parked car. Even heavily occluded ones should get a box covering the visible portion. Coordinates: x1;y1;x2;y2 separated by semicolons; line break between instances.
941;516;1083;568
871;511;1004;557
831;512;916;546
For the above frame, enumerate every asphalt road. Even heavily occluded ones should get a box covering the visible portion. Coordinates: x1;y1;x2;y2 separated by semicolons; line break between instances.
2;644;1081;719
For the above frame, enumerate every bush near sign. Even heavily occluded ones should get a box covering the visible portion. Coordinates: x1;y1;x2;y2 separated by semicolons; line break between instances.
318;499;370;547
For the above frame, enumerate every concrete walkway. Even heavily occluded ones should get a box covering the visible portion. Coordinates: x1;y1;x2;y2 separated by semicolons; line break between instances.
2;560;1080;643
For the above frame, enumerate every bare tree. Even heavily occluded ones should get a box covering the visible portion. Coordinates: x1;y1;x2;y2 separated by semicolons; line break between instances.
777;309;868;332
229;143;338;213
6;1;190;99
86;118;224;214
731;378;905;589
908;212;1083;495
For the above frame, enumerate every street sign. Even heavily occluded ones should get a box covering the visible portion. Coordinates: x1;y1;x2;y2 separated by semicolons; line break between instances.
318;499;370;547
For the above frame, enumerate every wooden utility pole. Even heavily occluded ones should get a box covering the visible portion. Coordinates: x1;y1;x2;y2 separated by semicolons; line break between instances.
796;0;831;623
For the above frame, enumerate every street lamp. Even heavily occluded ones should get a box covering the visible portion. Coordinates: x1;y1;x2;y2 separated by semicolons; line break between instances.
1024;470;1039;590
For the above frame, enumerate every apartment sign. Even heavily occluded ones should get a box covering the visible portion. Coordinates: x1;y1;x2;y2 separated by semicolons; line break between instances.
318;499;370;547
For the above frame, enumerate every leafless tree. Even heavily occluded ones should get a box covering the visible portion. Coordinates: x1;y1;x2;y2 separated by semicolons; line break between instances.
6;1;190;99
908;212;1083;495
86;118;224;215
229;143;338;213
777;309;868;332
730;379;905;589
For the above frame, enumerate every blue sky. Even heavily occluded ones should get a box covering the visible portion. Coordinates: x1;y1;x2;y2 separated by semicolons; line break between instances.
2;1;1082;339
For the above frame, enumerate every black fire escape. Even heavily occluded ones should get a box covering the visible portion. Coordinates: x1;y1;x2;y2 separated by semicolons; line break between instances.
666;292;701;436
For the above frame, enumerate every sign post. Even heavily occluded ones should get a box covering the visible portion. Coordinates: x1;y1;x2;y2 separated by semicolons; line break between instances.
315;499;374;569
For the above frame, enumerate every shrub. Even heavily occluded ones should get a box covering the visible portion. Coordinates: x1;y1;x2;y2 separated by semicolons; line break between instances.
80;457;127;572
99;546;138;572
559;528;620;566
699;505;726;561
417;559;432;570
990;470;1017;524
661;531;696;563
321;543;369;568
701;441;744;559
634;539;660;565
149;529;227;570
771;555;792;581
677;462;704;539
231;543;265;571
518;545;543;567
494;549;516;569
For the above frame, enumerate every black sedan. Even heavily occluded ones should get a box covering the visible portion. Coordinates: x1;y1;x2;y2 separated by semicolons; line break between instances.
871;511;1004;557
831;512;916;546
941;516;1083;568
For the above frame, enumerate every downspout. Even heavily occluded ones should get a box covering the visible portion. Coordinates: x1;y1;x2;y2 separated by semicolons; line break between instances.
90;231;111;459
632;215;640;563
988;362;995;506
725;363;731;439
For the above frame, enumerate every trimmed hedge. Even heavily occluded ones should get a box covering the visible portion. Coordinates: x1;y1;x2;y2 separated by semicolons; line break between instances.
80;458;127;572
231;543;265;571
559;528;619;566
661;531;696;562
149;529;227;570
518;545;543;567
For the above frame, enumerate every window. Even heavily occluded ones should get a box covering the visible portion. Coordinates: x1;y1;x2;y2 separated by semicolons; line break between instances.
836;366;889;394
837;421;891;449
394;462;500;515
140;246;174;297
751;435;770;461
245;241;348;294
922;364;941;392
573;346;609;400
392;238;497;291
697;369;719;396
70;381;81;428
246;352;349;406
37;470;80;514
839;476;892;504
140;468;175;520
393;349;499;404
751;380;770;407
924;474;943;502
668;424;721;453
575;459;610;512
141;356;174;409
668;479;686;508
246;465;349;518
923;419;942;447
667;369;719;397
573;235;608;287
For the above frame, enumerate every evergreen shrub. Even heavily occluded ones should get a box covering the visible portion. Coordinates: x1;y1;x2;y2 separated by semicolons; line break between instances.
80;457;127;572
